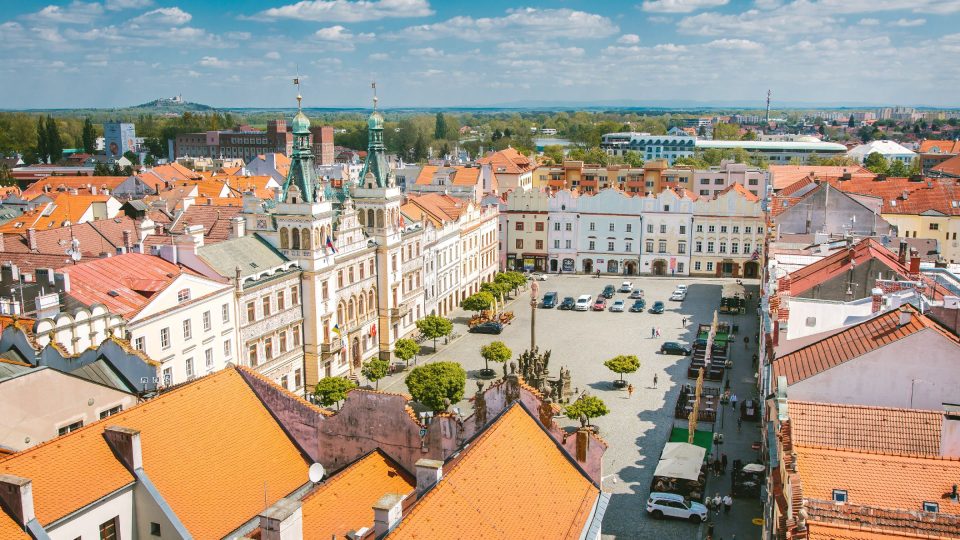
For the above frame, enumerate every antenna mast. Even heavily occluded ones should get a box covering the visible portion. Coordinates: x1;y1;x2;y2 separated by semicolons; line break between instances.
765;89;772;124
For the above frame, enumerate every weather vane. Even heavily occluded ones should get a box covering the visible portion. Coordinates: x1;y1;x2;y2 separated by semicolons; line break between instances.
371;80;378;111
293;66;302;110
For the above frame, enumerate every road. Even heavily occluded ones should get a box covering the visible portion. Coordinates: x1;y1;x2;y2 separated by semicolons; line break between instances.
377;274;764;539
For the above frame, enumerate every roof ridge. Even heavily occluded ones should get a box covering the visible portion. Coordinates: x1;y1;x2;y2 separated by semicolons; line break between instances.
798;444;960;463
790;399;945;415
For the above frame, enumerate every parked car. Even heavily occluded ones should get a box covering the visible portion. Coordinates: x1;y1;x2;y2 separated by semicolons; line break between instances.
532;273;548;281
610;300;625;312
619;281;633;292
592;298;607;311
629;289;645;299
675;284;688;292
650;301;665;314
670;290;687;301
646;492;708;523
469;321;504;335
542;291;558;308
559;296;576;310
660;342;691;356
629;299;646;312
602;285;616;298
741;399;760;421
575;295;592;311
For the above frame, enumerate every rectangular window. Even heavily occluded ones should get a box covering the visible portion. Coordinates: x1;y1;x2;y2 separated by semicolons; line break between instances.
265;338;273;360
609;223;615;231
732;225;740;233
679;225;686;234
565;239;571;249
554;222;560;231
535;222;544;231
678;242;686;254
202;311;211;332
515;222;524;231
99;516;119;540
536;240;544;250
658;240;667;253
221;303;230;323
677;262;684;273
708;225;716;233
295;368;302;389
205;348;214;369
223;339;232;358
338;270;344;288
719;242;727;253
281;375;289;389
589;222;596;231
247;301;256;323
700;178;710;185
707;241;715;253
923;501;939;513
182;319;192;340
248;344;258;367
694;261;702;271
832;490;848;503
720;225;728;233
625;242;632;252
185;357;194;378
699;189;710;196
608;241;615;251
696;225;703;232
293;326;302;347
660;224;667;234
262;296;271;317
930;223;940;230
279;331;287;353
277;291;285;311
745;226;752;234
758;226;764;234
160;327;170;349
626;224;632;232
515;239;523;249
151;522;162;537
714;178;724;185
664;205;670;212
646;240;654;253
162;367;172;385
748;178;758;186
647;224;654;233
706;262;713;271
589;241;596;250
695;241;702;253
177;288;190;303
744;242;752;254
554;239;560;249
565;223;572;231
58;420;84;436
134;336;145;351
731;242;739;254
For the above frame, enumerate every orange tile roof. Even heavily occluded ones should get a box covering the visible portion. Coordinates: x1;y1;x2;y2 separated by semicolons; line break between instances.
388;404;599;539
795;446;960;514
404;193;469;223
477;147;534;175
21;176;129;199
150;163;203;182
0;512;29;539
0;367;310;536
0;193;113;233
715;182;759;202
301;450;415;539
932;155;960;177
772;305;960;388
169;204;244;242
782;238;905;297
788;401;943;457
806;510;960;539
831;176;960;215
918;139;960;155
399;202;439;227
414;165;482;187
58;252;184;318
769;165;873;190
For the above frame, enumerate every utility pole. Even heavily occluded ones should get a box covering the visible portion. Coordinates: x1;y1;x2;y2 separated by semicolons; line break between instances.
530;281;539;350
765;89;772;124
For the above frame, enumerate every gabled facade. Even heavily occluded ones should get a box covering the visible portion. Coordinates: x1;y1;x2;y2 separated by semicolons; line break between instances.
691;184;764;278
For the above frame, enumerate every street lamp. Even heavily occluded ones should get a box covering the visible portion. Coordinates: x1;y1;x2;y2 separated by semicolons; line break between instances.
530;280;539;350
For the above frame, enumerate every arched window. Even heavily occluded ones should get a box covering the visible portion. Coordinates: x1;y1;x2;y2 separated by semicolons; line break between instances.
358;294;365;316
367;209;374;227
368;289;376;312
359;211;366;226
337;302;345;324
348;298;355;321
377;210;384;228
291;229;300;250
302;228;311;250
314;227;321;248
279;227;289;249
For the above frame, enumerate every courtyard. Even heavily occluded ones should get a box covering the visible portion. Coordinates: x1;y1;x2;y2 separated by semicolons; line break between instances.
378;274;764;540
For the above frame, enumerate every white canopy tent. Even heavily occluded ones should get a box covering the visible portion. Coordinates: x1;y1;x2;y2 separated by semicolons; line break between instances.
654;443;707;481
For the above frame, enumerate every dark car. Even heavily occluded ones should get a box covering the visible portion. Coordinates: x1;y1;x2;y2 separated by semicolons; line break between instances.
602;285;616;298
649;301;665;314
542;291;559;308
559;297;576;310
469;321;504;335
660;342;691;356
592;298;607;311
629;299;646;312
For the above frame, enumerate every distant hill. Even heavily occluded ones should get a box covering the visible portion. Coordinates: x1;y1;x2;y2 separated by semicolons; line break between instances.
129;98;215;113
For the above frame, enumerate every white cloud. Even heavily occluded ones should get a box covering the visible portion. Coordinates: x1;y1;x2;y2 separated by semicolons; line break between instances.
409;46;444;57
640;0;729;13
257;0;433;22
893;17;926;26
226;31;252;40
105;0;153;10
617;34;641;44
129;7;192;26
498;41;585;58
199;56;231;68
314;25;374;41
369;52;389;60
859;17;880;25
707;38;763;50
264;51;281;60
396;8;618;42
26;2;104;24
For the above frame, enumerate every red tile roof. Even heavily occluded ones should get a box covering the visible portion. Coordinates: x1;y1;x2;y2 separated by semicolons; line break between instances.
388;404;600;539
832;176;960;215
932;155;960;178
168;204;243;243
769;165;874;190
58;253;184;318
715;182;759;202
918;139;960;155
403;193;470;223
0;194;114;233
780;238;903;297
477;147;534;175
414;165;482;187
788;401;943;457
1;215;144;258
772;305;960;388
21;176;129;199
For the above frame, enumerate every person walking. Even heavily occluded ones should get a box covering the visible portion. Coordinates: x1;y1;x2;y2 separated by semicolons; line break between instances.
682;317;687;326
730;393;738;410
653;373;658;388
627;383;634;398
737;415;743;433
712;493;722;517
723;494;733;515
656;327;661;338
721;453;728;473
651;327;656;338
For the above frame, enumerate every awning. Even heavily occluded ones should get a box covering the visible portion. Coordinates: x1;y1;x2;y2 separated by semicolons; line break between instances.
654;442;706;481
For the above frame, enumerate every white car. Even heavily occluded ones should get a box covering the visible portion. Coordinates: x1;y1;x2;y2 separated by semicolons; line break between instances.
574;294;592;311
675;284;688;293
532;273;548;281
619;281;633;292
610;300;625;312
646;492;708;523
670;290;687;301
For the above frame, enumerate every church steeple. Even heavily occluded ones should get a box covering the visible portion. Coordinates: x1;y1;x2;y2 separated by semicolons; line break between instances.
359;81;392;189
282;79;319;204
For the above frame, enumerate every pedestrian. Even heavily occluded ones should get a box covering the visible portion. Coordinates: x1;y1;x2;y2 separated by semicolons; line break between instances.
706;521;714;539
730;393;738;410
651;327;656;338
721;453;728;472
653;373;658;388
682;317;687;326
737;415;743;433
627;383;634;398
752;353;758;367
656;327;661;337
723;494;733;515
712;493;722;516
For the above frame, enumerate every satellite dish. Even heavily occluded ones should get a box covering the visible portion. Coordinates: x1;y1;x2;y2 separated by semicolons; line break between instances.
308;463;325;483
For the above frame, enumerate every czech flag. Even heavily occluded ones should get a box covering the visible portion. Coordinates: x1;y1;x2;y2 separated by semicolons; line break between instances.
326;236;337;253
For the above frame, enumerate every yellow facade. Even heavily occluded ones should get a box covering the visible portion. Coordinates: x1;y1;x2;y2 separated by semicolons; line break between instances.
883;213;960;264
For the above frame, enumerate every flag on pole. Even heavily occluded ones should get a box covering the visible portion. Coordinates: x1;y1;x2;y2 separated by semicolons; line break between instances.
293;77;300;85
326;236;337;253
332;324;342;339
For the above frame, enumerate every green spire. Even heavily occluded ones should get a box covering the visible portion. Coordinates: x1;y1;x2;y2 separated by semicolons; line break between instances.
359;81;391;188
282;88;318;203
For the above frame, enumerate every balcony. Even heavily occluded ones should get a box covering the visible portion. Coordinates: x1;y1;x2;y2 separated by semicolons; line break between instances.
390;301;412;320
321;341;343;354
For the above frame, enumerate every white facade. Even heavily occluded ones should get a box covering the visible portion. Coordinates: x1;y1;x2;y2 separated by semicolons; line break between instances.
576;189;645;275
637;189;694;276
548;189;580;273
421;221;461;317
847;140;917;164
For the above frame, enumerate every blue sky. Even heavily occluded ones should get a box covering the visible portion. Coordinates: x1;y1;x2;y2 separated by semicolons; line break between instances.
1;0;959;109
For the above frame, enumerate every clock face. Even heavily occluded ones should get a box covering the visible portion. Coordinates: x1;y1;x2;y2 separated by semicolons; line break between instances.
257;218;268;229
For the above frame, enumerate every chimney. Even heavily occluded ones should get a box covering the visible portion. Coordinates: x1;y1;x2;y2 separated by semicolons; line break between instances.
871;287;884;313
372;494;405;537
576;424;590;463
0;474;36;527
26;228;37;251
909;249;921;275
898;240;908;265
122;230;133;249
901;190;909;200
90;184;97;195
155;222;164;236
184;223;204;248
103;426;143;471
258;497;303;540
941;408;960;458
414;459;443;495
230;216;245;239
898;305;912;327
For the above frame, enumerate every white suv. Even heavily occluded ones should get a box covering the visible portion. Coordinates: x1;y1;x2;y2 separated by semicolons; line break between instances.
575;295;592;311
646;492;708;523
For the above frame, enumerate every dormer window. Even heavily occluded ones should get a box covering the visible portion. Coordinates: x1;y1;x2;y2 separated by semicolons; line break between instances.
177;288;191;303
832;489;847;503
923;502;939;513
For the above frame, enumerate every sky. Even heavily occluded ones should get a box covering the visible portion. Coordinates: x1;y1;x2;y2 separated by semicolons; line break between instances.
1;0;959;109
